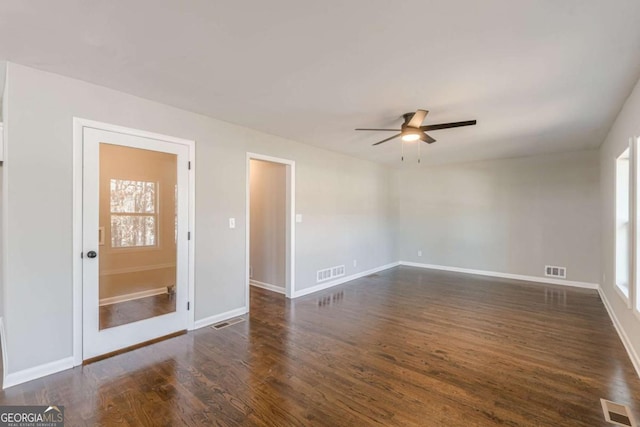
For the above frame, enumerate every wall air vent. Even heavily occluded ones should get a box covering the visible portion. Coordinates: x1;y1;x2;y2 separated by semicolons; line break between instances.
545;265;567;279
332;265;345;278
317;268;332;282
317;265;346;283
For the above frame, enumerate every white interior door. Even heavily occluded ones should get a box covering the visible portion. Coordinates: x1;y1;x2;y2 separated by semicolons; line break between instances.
82;127;190;360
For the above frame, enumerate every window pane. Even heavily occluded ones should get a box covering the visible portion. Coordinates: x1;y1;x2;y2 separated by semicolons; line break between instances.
111;215;156;247
110;179;156;213
615;148;630;297
617;222;630;295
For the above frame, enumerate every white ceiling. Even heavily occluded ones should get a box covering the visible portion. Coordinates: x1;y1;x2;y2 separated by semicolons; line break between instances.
1;1;639;165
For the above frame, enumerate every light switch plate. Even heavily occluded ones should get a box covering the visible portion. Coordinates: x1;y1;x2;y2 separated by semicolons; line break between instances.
296;214;302;223
229;218;236;229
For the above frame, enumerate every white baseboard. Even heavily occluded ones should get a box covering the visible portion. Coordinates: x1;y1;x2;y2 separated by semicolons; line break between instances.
194;306;248;330
399;261;599;290
292;262;400;298
3;356;74;389
100;262;175;276
250;280;286;295
99;287;168;306
598;288;640;378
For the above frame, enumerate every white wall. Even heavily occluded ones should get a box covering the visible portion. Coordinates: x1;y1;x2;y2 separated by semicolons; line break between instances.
250;160;286;288
2;63;395;375
393;150;601;284
600;74;640;370
3;60;623;383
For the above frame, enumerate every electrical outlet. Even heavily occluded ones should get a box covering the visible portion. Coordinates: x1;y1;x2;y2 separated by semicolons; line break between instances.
353;260;357;267
418;250;422;257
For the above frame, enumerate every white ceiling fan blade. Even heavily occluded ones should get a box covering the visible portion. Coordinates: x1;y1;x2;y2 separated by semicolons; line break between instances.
407;109;428;128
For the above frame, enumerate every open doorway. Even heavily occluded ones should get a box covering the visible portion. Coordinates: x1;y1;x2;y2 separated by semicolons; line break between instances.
246;153;295;306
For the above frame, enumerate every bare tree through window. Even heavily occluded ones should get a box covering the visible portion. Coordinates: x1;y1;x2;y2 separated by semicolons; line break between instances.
110;179;157;247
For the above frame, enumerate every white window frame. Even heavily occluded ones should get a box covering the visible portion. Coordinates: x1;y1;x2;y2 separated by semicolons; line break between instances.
109;178;159;249
633;137;640;320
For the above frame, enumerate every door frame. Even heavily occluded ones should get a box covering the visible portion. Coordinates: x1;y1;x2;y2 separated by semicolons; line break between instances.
72;118;196;366
246;153;296;301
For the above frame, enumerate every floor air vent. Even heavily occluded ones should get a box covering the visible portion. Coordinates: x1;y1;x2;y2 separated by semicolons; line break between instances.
212;317;245;330
601;399;637;426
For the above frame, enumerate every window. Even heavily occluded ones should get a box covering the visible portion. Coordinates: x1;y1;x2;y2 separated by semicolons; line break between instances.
110;179;157;248
615;148;630;300
636;138;640;315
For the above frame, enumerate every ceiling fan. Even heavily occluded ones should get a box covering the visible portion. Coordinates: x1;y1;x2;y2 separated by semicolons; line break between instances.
356;109;476;146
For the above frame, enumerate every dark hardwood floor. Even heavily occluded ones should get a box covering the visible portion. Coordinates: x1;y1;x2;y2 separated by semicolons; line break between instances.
100;293;176;330
1;266;639;426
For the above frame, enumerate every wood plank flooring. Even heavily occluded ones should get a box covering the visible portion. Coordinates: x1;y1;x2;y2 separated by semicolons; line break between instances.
99;293;176;330
1;266;639;426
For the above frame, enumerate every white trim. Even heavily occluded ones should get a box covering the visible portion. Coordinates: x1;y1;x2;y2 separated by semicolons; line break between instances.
246;153;296;303
3;357;74;389
0;123;4;162
1;69;9;383
615;142;633;308
292;262;400;298
72;117;196;366
598;287;640;378
99;287;168;306
614;283;632;308
0;317;7;388
72;118;83;366
187;142;196;332
100;263;175;276
73;118;195;145
250;280;286;295
193;307;248;330
399;261;600;290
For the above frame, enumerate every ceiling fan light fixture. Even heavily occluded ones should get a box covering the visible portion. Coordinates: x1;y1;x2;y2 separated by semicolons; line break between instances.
401;132;421;142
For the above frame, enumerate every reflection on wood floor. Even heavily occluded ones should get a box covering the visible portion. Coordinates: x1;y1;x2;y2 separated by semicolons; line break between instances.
1;266;639;426
99;293;176;329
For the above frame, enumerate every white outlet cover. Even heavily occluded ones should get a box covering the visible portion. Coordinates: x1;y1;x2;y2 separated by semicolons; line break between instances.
353;260;357;267
296;214;302;223
418;250;422;257
229;218;236;229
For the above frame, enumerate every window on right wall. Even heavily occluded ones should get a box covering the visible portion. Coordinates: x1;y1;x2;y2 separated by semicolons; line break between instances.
635;137;640;316
615;146;631;303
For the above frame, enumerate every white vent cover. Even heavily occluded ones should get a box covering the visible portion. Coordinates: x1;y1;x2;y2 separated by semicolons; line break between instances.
601;399;637;427
332;265;345;277
317;265;346;283
317;268;332;282
545;265;567;279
